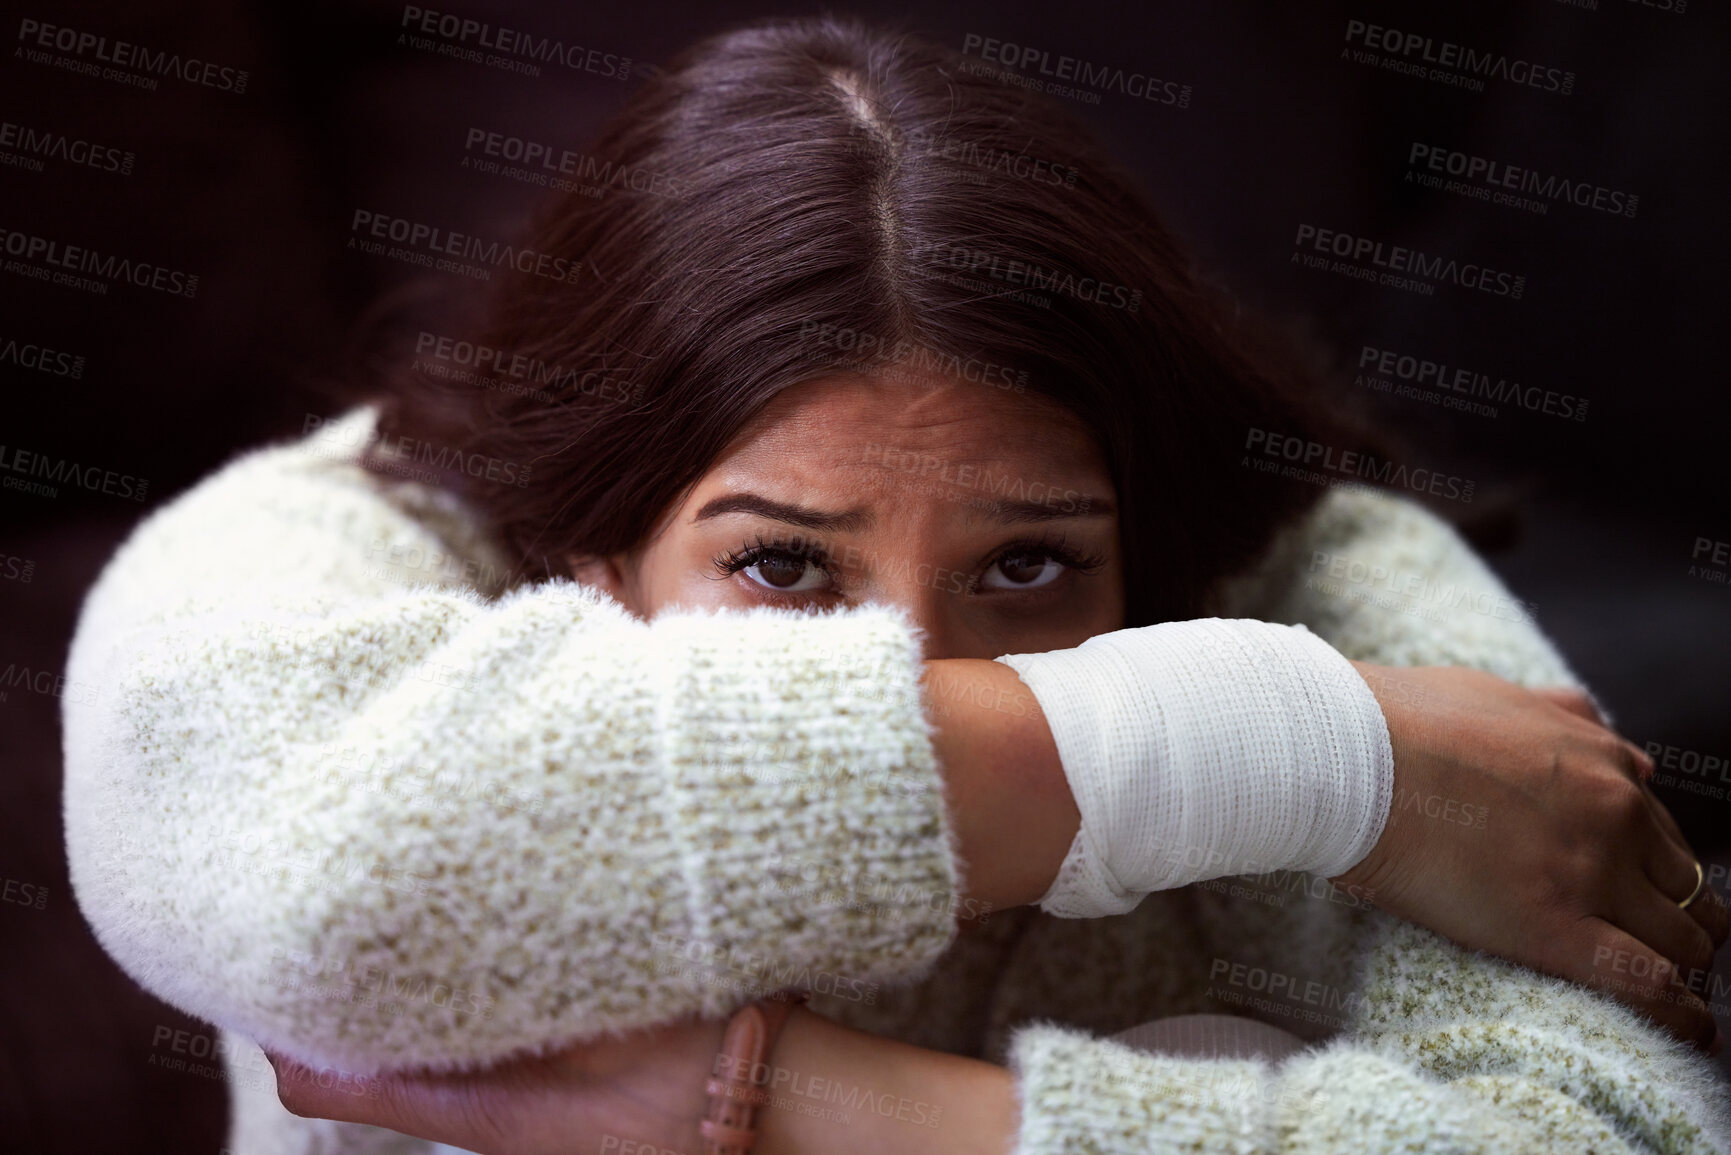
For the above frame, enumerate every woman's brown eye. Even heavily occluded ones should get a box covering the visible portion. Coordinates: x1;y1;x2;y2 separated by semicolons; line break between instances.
742;551;827;592
984;553;1064;590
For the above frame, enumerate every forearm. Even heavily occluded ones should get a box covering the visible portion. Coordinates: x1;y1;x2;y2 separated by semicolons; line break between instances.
923;659;1077;914
65;427;965;1069
755;1006;1018;1155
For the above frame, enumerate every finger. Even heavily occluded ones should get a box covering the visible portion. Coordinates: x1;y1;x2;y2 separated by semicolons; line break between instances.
267;1053;504;1150
1574;923;1717;1050
1532;686;1604;725
266;1053;396;1128
1615;858;1717;990
1686;883;1731;949
1623;738;1657;783
1637;791;1726;945
1642;782;1688;844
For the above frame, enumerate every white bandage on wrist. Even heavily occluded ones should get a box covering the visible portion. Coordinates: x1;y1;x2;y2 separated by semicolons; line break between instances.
993;618;1393;919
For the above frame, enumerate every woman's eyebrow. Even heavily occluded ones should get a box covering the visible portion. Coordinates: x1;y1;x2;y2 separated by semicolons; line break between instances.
692;493;872;532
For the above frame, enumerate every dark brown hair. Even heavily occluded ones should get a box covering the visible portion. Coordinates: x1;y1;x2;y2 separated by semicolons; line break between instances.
358;14;1380;626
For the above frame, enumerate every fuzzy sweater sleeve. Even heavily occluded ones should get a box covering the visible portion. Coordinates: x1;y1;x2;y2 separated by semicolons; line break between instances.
1002;485;1731;1154
1008;915;1730;1154
61;407;960;1075
1210;483;1579;688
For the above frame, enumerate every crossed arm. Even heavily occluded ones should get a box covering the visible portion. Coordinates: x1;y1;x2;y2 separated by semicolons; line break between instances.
268;652;1728;1154
64;415;1726;1154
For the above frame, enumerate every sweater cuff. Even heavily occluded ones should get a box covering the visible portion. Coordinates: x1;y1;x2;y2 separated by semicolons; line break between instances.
647;601;961;1014
1006;1023;1295;1154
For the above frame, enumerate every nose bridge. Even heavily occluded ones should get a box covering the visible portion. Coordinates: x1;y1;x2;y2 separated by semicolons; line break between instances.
863;566;966;660
842;510;979;660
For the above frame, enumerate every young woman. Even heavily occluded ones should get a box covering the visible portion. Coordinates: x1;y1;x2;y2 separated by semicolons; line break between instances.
63;15;1727;1155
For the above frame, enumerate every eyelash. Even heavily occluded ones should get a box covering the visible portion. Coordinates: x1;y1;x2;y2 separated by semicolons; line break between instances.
710;531;1107;594
712;534;837;590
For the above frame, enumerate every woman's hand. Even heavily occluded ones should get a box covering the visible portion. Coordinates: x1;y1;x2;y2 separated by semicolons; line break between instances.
266;1006;1017;1155
1338;662;1729;1050
268;1015;725;1155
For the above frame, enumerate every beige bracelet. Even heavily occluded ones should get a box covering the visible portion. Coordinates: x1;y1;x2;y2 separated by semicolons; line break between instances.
701;991;810;1155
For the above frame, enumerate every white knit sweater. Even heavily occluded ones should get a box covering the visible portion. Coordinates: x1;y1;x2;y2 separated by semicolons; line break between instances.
62;407;1730;1154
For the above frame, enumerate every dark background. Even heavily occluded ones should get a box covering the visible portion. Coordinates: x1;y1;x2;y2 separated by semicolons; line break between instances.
2;0;1728;1148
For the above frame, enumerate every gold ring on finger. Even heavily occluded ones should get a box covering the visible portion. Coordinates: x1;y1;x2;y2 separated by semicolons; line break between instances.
1679;860;1706;911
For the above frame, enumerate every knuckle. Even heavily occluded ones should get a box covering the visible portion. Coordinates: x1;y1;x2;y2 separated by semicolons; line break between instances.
1595;733;1639;775
1588;769;1646;824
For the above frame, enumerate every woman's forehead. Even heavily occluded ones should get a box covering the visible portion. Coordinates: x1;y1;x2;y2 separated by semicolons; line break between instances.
687;374;1113;526
720;370;1102;464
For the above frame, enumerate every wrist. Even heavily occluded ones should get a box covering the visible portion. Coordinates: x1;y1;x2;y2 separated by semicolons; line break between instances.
1331;660;1409;894
996;620;1395;917
753;1008;1017;1155
924;659;1077;913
